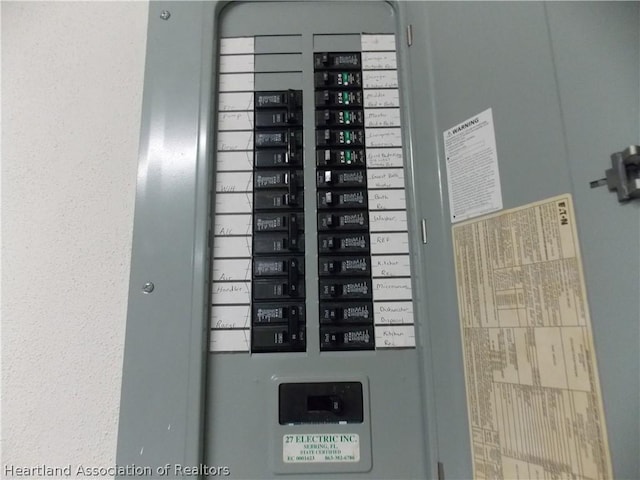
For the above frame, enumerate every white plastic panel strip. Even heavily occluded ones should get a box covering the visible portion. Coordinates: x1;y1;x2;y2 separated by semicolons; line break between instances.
362;34;415;349
211;37;255;352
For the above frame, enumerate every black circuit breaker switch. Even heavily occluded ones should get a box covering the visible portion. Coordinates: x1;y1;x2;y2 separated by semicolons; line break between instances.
314;52;362;70
318;211;369;231
315;90;363;108
255;110;301;128
252;325;305;353
255;130;303;149
319;257;371;276
253;279;306;300
254;233;305;254
320;326;374;351
317;190;367;209
317;170;366;188
316;129;365;147
318;233;370;253
314;71;363;88
319;278;372;300
254;190;303;209
253;257;304;277
255;171;302;190
320;302;373;324
316;149;365;167
255;90;302;109
254;213;304;233
255;149;301;168
254;303;305;324
316;110;364;127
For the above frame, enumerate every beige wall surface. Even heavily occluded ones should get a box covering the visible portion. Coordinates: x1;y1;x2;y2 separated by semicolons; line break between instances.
2;2;148;476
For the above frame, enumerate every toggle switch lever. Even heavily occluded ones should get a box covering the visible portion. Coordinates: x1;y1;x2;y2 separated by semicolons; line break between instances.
288;305;299;344
288;259;299;297
591;145;640;202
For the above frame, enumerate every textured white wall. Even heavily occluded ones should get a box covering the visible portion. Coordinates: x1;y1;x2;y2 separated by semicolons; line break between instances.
2;1;148;475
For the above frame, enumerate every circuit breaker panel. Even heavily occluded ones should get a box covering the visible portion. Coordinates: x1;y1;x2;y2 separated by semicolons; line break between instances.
211;26;415;356
206;2;426;477
118;1;640;479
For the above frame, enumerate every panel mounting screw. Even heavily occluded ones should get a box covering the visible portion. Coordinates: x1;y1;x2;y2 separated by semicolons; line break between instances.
160;10;171;20
142;282;155;294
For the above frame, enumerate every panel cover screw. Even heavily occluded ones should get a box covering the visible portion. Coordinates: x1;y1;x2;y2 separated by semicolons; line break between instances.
160;10;171;20
142;282;155;294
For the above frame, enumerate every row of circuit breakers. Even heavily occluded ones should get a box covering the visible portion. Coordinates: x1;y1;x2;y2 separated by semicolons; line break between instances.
245;53;379;353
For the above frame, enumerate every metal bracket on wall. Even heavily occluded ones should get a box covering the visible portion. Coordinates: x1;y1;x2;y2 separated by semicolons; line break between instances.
590;145;640;202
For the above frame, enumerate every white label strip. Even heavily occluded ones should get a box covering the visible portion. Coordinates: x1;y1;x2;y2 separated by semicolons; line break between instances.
371;232;410;255
211;281;251;304
218;92;254;111
215;192;253;214
362;70;398;89
364;108;401;128
215;172;253;193
371;255;412;278
211;305;251;329
210;329;250;352
211;258;252;282
363;89;399;108
283;434;360;463
213;214;252;236
375;325;416;348
212;236;252;258
216;151;253;172
219;54;255;73
373;301;414;325
365;128;402;148
367;168;405;189
220;37;254;55
373;278;413;301
217;131;253;151
369;210;408;232
368;189;407;211
219;73;254;92
366;148;403;168
362;51;397;70
361;34;396;51
218;111;254;131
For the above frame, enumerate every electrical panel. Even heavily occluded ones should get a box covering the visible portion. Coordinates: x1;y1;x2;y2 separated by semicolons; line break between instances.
118;2;640;480
206;4;419;474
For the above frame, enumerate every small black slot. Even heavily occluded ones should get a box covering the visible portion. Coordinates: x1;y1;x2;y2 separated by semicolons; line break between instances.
279;382;363;424
307;395;334;412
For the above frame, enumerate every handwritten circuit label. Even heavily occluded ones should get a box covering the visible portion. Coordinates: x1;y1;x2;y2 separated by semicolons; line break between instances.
364;108;401;128
365;148;403;168
373;301;414;325
363;89;399;108
375;325;416;348
362;51;397;70
362;70;398;89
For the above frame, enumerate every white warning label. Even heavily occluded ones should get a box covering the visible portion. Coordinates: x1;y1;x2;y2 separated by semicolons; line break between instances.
444;108;502;223
283;433;360;464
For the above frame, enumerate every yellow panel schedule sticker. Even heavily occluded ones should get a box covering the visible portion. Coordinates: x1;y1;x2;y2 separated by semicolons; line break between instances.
452;194;612;479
